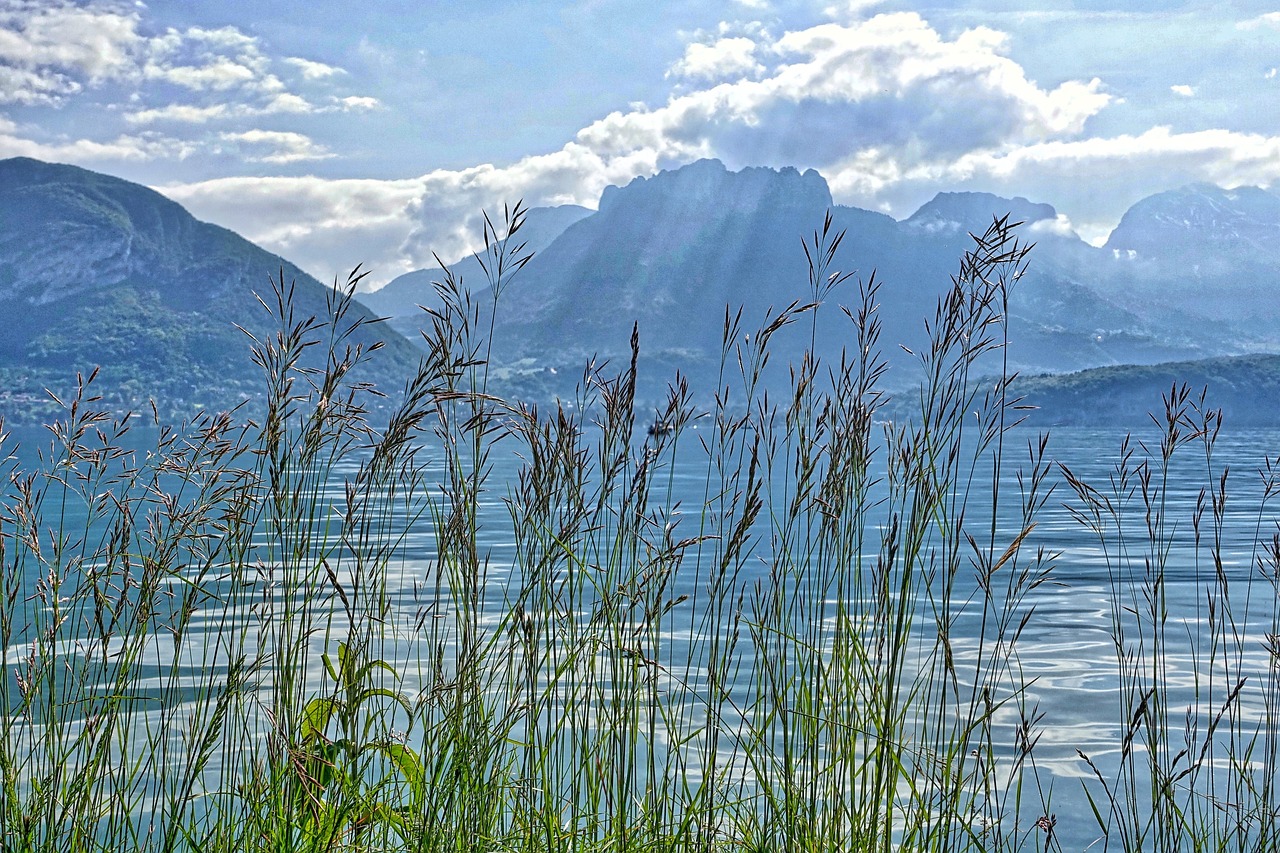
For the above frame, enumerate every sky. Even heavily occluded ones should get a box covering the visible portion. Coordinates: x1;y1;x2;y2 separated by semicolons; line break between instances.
2;0;1279;289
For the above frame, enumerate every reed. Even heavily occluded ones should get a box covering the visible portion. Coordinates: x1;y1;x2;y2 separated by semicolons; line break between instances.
0;206;1275;852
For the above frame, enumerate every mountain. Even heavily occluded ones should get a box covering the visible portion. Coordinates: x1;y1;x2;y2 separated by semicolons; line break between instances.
358;203;591;318
369;159;861;397
1101;183;1280;329
367;160;1277;404
0;157;421;424
1106;183;1280;267
902;191;1057;236
488;159;840;349
8;155;1279;427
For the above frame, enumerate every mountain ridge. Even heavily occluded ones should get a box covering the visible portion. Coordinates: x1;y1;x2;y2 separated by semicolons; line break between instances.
5;155;1280;425
0;156;422;423
363;159;1280;402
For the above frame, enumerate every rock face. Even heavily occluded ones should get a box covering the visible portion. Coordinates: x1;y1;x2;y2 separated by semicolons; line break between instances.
491;160;838;350
0;157;421;421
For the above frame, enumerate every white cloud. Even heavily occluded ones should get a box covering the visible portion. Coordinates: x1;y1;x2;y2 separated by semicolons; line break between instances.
1237;12;1280;30
1027;213;1077;238
0;3;286;101
144;56;258;91
335;95;380;111
825;126;1280;244
218;129;333;164
0;1;141;79
284;56;344;79
948;127;1280;189
183;25;259;52
771;17;1109;139
400;143;659;266
263;92;313;114
0;0;357;135
125;103;233;124
0;0;142;103
667;37;763;82
565;13;1112;183
823;0;889;19
0;125;193;162
158;175;427;285
0;62;79;104
1171;84;1195;97
124;92;354;125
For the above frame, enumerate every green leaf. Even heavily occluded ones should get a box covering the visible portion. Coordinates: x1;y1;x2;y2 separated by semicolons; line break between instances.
300;697;337;743
310;741;345;787
381;743;425;802
358;686;410;711
355;656;401;685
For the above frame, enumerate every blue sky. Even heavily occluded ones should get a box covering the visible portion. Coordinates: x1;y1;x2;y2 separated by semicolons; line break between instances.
2;0;1278;287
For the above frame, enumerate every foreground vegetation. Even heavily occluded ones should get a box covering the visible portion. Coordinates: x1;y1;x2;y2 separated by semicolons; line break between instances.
1;210;1278;851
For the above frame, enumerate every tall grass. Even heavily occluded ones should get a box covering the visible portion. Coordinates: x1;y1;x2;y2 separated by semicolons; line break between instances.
1060;389;1280;851
0;207;1277;852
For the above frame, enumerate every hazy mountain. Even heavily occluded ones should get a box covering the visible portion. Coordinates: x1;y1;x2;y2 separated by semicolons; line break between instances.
359;203;592;318
902;191;1057;236
1106;183;1280;267
1101;183;1280;330
0;157;421;423
367;159;1275;403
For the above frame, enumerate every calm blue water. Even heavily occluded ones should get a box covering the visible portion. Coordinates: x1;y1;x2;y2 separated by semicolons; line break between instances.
4;420;1279;848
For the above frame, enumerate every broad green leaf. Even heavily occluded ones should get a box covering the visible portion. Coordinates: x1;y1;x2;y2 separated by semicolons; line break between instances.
300;697;337;743
380;742;425;801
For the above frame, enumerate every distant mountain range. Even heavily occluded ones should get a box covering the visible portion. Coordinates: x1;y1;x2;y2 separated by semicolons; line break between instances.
0;157;421;423
362;158;1280;418
2;155;1279;427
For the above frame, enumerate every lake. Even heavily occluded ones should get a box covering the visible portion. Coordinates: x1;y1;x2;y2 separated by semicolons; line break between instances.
3;417;1279;849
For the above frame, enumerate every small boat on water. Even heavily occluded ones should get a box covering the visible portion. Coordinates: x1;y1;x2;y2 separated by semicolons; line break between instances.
648;419;673;437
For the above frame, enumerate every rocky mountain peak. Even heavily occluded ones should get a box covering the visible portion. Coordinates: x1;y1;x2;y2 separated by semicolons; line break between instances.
598;158;833;217
904;191;1058;236
1104;183;1280;261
